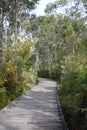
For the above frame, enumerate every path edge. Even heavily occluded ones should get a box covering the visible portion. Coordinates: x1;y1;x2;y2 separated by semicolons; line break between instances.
0;84;38;113
56;84;69;130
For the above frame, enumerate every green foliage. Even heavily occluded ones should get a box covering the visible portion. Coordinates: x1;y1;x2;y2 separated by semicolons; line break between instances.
0;38;38;109
0;61;38;109
21;68;38;91
38;68;49;78
59;67;87;130
38;67;61;81
50;67;61;81
0;88;8;109
0;62;22;100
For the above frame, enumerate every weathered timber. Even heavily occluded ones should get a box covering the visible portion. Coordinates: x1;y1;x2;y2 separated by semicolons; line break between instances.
0;78;68;130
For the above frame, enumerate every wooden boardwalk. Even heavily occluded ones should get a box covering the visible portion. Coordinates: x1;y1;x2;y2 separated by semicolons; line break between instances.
0;78;67;130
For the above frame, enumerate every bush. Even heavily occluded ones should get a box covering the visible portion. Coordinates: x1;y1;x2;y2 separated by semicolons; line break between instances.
38;67;61;81
21;68;38;91
0;62;38;108
37;68;49;78
59;68;87;130
2;62;20;97
0;88;8;109
50;67;61;81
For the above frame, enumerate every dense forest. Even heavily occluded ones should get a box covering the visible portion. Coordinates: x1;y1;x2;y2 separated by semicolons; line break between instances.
0;0;87;130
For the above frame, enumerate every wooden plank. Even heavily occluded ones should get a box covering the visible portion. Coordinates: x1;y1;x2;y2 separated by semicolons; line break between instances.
0;78;67;130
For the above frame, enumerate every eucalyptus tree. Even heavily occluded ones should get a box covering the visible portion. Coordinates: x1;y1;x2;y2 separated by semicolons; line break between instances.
26;0;87;77
27;13;64;76
0;0;39;63
0;0;40;97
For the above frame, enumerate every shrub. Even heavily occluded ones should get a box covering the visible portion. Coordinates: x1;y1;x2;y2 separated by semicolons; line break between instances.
37;68;49;78
59;68;87;130
50;67;61;81
0;88;8;109
3;62;20;96
21;68;38;91
38;67;61;81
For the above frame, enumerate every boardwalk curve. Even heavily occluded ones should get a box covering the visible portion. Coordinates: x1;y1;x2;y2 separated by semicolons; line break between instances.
0;78;67;130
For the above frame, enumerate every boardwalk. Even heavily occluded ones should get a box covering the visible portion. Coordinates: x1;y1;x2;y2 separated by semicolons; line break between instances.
0;78;67;130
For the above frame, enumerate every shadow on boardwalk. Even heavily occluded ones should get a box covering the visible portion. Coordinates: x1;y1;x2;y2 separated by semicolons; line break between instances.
0;78;68;130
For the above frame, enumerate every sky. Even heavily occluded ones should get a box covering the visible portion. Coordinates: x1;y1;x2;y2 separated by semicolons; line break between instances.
35;0;56;16
35;0;86;17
